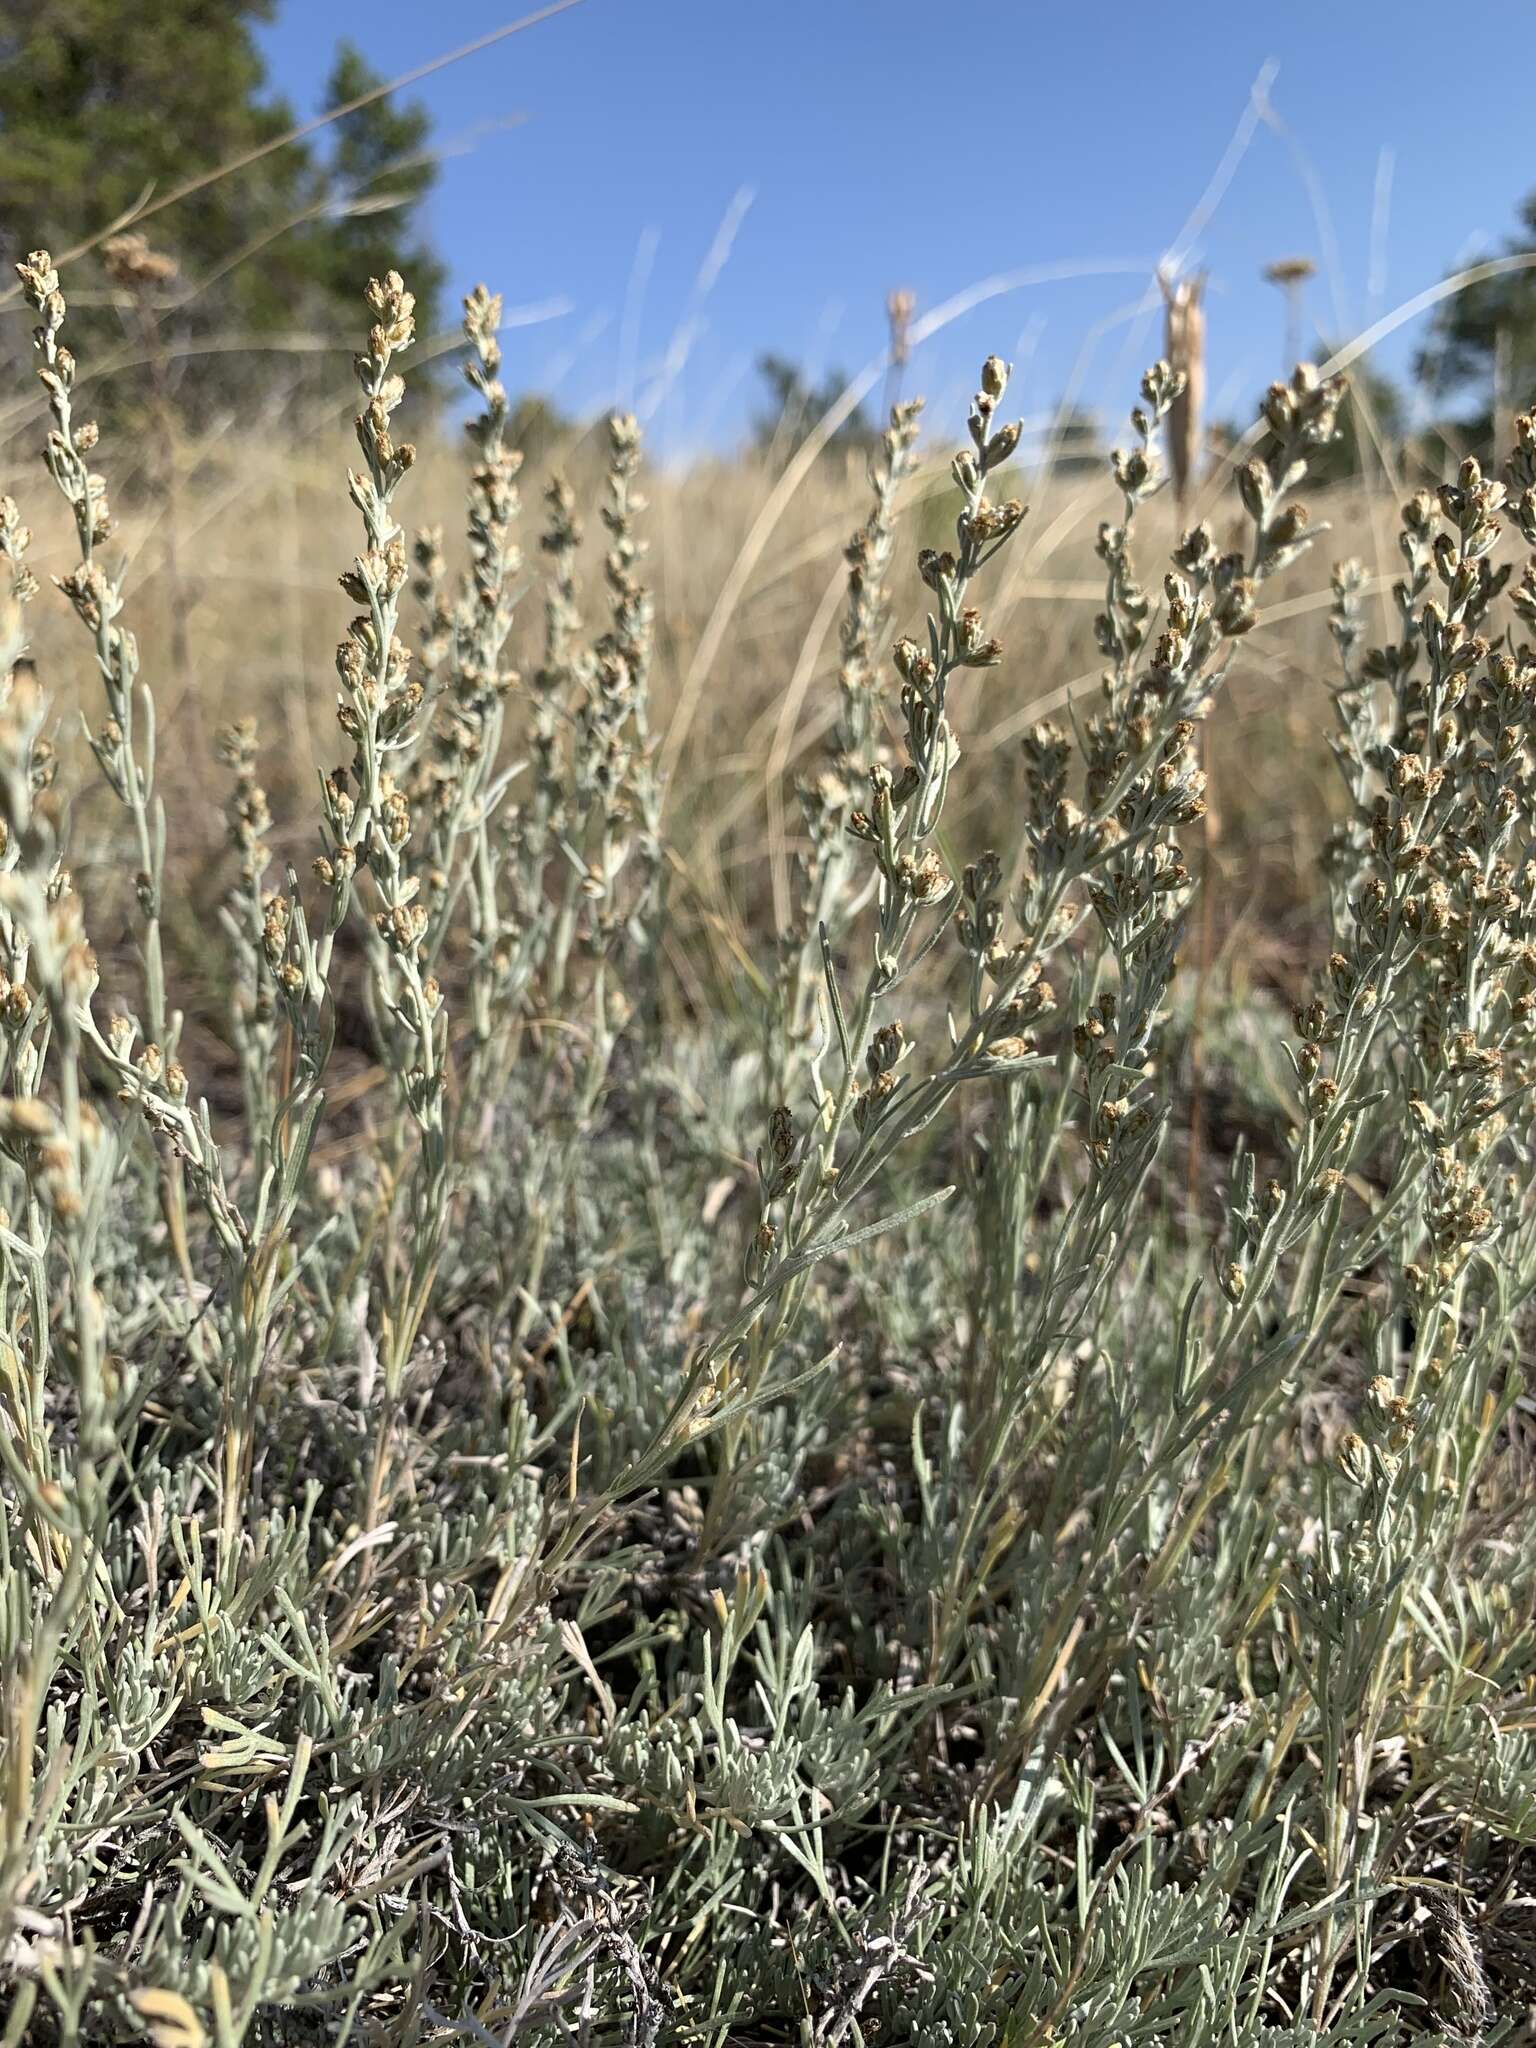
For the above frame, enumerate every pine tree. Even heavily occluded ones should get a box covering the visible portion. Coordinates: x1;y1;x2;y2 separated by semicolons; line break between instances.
0;2;444;419
312;44;447;367
1417;190;1536;447
752;353;881;465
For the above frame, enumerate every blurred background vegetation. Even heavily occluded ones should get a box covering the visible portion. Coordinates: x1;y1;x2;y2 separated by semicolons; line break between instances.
0;0;446;418
4;0;1536;459
6;0;1536;1062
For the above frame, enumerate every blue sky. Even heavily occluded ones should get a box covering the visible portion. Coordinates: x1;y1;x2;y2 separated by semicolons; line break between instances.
257;0;1536;458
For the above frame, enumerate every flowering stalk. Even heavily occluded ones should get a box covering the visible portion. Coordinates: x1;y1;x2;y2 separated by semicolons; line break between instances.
422;286;525;1102
687;363;1029;1503
225;273;423;1563
15;252;191;1278
0;593;116;1943
972;366;1349;1799
506;415;656;1337
216;717;280;1167
460;468;590;1160
423;284;523;963
775;400;923;1103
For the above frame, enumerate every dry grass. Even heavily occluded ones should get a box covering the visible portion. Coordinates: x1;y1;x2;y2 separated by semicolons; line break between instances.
6;405;1380;1021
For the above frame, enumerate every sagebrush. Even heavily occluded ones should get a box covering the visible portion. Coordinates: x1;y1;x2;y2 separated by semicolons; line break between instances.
1;246;1535;2048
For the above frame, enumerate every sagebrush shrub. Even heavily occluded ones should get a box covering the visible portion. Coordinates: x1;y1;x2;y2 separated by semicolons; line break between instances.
1;247;1535;2048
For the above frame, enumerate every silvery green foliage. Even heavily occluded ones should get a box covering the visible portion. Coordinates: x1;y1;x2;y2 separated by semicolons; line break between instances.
2;247;1536;2048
